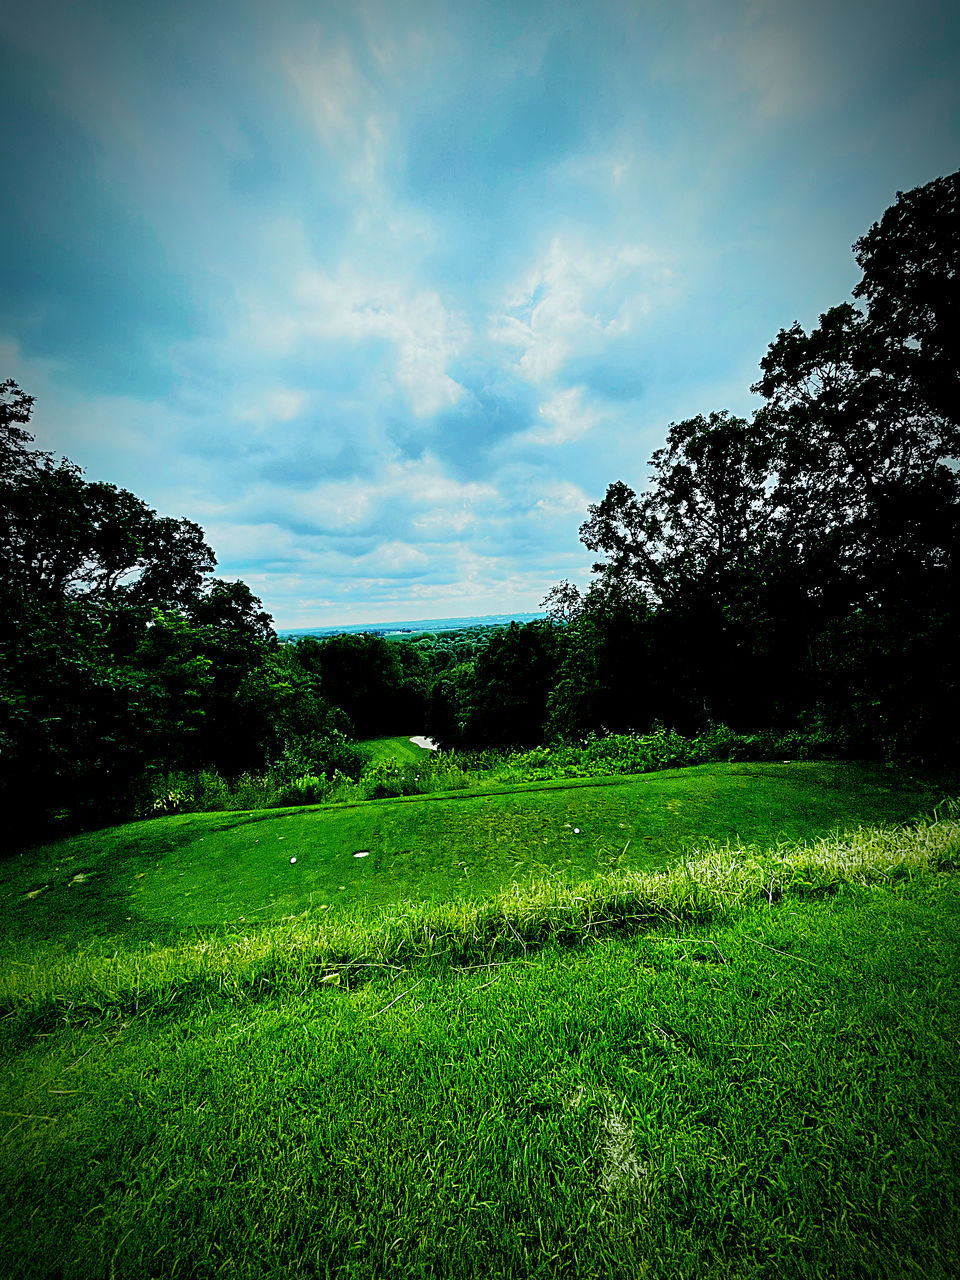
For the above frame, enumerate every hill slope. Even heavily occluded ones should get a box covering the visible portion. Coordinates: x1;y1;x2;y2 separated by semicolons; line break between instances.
0;787;958;1279
1;762;945;952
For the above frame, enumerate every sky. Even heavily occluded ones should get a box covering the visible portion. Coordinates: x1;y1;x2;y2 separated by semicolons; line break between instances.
1;0;958;628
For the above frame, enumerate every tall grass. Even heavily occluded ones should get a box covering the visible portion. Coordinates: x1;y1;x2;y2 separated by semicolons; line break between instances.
2;807;959;1278
142;724;845;816
5;802;956;1029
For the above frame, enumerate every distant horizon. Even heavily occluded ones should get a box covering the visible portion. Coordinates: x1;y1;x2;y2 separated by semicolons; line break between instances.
276;610;549;638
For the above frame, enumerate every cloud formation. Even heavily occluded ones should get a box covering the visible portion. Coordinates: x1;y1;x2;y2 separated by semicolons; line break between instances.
1;0;958;624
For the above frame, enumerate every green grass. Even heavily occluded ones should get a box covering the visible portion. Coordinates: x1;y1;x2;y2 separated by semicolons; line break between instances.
359;735;437;767
2;838;959;1278
1;763;959;1278
0;762;945;956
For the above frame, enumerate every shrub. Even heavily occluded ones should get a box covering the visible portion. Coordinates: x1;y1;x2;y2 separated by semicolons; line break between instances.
276;774;329;805
277;731;366;783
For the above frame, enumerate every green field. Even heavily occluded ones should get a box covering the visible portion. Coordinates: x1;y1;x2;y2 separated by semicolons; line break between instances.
2;761;959;1279
0;762;944;950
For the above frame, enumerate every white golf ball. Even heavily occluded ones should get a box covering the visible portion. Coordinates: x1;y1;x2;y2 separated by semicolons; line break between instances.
290;856;297;864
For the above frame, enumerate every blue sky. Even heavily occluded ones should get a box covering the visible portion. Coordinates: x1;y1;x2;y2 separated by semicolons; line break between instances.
2;0;958;626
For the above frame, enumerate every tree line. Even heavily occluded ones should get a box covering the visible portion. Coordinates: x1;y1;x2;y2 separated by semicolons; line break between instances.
0;397;439;834
2;169;957;836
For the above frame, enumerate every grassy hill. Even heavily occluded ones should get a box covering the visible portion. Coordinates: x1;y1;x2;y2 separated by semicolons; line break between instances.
1;761;943;952
1;760;958;1278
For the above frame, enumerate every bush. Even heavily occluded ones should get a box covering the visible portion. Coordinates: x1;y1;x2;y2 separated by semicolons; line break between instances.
275;774;330;805
277;731;366;783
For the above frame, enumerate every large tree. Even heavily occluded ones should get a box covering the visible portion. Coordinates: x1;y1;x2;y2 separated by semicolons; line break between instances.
578;411;777;609
570;411;794;728
851;169;959;428
0;387;290;831
1;456;215;614
554;170;960;754
752;173;960;753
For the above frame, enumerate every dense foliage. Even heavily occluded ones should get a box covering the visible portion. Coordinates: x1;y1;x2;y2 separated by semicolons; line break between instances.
0;396;417;835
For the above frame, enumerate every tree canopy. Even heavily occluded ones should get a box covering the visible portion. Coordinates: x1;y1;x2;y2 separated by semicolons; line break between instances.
546;168;960;756
0;396;289;830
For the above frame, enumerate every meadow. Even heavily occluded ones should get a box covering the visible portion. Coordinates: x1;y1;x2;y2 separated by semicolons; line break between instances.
1;753;959;1279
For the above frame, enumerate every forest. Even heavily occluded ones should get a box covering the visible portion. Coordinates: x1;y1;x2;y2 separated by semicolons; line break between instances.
1;169;958;837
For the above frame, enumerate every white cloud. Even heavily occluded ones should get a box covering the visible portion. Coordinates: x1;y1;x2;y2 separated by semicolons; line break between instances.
216;232;468;419
238;387;310;426
534;480;592;515
490;235;675;384
290;267;468;416
529;386;605;445
283;35;396;196
355;539;431;576
227;453;498;543
201;520;300;564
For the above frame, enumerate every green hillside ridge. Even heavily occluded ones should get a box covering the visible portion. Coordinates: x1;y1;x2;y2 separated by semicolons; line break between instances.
1;762;944;958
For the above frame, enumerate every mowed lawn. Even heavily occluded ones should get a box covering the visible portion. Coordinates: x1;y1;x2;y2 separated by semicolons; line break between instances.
1;764;959;1279
359;734;437;766
0;761;947;953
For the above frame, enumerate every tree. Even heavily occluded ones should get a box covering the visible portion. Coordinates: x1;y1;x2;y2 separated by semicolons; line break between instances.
753;170;960;593
288;633;426;739
0;592;161;829
579;412;777;610
573;412;790;728
754;301;958;597
128;610;216;769
553;171;960;755
545;579;655;738
0;380;38;482
750;174;960;755
1;465;215;611
192;582;282;773
0;384;290;831
852;169;959;428
2;381;217;619
456;621;559;746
